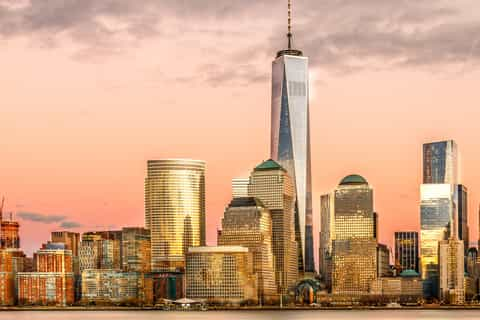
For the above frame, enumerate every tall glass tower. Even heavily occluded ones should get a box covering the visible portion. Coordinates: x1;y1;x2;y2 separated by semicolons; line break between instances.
271;0;314;274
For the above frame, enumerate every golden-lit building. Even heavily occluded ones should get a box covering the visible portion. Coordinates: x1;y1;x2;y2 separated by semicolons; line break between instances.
121;227;151;272
439;238;465;305
0;250;14;305
81;269;152;305
218;197;277;302
145;159;206;272
324;175;378;296
1;220;20;249
186;246;257;304
247;159;297;294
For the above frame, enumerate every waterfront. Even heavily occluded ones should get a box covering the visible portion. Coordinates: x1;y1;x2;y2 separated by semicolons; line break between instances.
1;310;480;320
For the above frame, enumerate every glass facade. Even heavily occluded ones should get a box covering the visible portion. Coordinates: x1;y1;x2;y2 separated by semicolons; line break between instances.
248;160;298;293
145;159;206;272
394;231;419;272
271;51;313;273
423;141;458;184
185;246;257;304
218;197;277;301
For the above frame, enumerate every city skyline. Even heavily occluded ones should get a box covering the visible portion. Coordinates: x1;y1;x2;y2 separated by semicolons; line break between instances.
2;0;480;263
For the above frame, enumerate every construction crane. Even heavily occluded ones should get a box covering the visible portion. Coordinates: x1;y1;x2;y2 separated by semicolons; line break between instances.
0;196;4;221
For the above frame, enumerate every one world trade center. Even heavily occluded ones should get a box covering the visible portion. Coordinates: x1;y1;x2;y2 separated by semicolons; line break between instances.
270;0;314;274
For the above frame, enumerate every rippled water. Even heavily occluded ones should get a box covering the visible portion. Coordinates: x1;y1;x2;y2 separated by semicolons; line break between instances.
1;310;480;320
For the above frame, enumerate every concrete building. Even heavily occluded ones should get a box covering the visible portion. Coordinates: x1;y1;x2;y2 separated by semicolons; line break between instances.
231;178;249;199
218;197;277;302
186;246;257;304
121;227;151;272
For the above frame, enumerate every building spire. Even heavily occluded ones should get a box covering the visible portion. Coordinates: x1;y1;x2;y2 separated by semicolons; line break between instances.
287;0;292;49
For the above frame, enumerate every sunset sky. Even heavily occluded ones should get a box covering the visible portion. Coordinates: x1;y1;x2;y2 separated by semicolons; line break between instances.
1;0;480;259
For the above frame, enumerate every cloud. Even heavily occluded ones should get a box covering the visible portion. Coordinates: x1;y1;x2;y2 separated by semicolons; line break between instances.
17;211;83;229
1;0;480;79
59;221;83;229
17;211;66;223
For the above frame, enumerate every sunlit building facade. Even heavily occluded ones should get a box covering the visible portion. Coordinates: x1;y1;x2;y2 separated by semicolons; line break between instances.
439;238;465;304
271;35;313;274
394;231;419;272
319;194;334;288
218;197;277;302
185;246;257;304
51;232;80;257
145;159;206;272
248;159;298;293
329;175;378;296
420;140;462;298
231;178;249;199
121;227;151;272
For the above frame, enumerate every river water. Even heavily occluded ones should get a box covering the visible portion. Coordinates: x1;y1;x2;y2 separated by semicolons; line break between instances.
1;310;480;320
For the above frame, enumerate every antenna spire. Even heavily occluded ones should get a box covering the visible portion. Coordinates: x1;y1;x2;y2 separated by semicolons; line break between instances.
287;0;292;49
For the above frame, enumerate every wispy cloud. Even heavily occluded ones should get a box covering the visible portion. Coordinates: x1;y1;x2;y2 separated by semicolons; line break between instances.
60;221;83;229
17;211;66;223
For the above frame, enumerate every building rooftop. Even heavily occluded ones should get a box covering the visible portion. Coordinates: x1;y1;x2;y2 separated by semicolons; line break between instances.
228;197;265;208
400;269;420;277
254;159;286;172
339;174;368;186
188;246;248;254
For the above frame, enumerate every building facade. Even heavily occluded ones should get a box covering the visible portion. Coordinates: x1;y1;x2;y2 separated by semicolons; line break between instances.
145;159;206;272
377;244;391;277
247;159;298;293
231;178;249;199
51;232;80;257
328;175;378;296
218;197;277;302
394;231;419;272
185;246;257;304
439;238;465;304
270;19;313;273
121;227;151;272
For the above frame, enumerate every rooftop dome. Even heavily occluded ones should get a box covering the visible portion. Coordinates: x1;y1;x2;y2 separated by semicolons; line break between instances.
339;174;368;186
254;159;286;172
400;269;420;278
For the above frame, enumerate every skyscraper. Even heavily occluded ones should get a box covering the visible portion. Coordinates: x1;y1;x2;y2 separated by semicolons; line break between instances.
394;231;419;273
439;238;465;304
271;0;313;273
248;159;298;293
420;140;464;298
323;175;378;296
231;178;249;199
145;159;206;272
218;197;277;302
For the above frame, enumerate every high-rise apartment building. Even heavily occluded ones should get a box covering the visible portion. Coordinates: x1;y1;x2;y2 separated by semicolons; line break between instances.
185;246;257;304
322;175;378;295
218;197;277;302
439;238;465;304
394;231;419;272
145;159;206;272
248;159;298;293
270;0;313;273
420;140;466;298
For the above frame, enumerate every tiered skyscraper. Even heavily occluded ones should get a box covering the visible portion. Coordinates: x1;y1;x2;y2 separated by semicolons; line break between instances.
270;0;314;274
420;140;467;298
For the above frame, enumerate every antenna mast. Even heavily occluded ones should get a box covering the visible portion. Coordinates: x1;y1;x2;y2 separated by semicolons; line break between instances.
0;197;4;221
287;0;292;49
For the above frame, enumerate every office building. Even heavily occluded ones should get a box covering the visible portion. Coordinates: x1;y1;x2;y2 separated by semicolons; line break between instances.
145;159;206;272
81;270;152;304
439;238;465;304
270;0;313;273
121;227;151;272
232;178;249;198
394;231;419;272
51;232;80;257
327;175;378;295
218;197;277;302
248;159;298;293
377;244;391;277
185;246;257;304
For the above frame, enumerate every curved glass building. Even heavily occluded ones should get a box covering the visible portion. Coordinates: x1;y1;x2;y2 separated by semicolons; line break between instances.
145;159;206;272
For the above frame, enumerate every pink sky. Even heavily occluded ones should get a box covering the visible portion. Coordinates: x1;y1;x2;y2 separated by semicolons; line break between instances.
1;0;480;260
